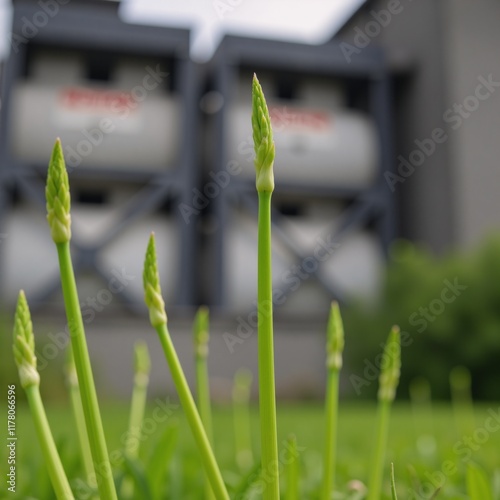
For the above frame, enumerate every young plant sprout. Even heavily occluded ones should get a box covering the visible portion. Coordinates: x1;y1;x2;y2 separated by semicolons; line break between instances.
10;76;424;499
368;326;401;500
321;301;344;500
450;365;476;438
193;306;215;500
143;233;229;500
65;346;96;492
390;463;398;500
46;139;117;499
252;72;280;500
121;341;151;498
232;368;254;472
13;291;74;500
409;376;436;457
285;434;300;500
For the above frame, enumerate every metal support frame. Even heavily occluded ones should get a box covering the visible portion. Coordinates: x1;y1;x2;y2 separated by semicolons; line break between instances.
0;1;199;309
210;35;396;310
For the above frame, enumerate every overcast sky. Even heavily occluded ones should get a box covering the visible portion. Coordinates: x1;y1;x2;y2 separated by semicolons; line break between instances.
120;0;365;61
0;0;365;61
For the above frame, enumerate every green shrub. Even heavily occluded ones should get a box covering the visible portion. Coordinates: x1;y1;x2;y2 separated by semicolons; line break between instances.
344;235;500;400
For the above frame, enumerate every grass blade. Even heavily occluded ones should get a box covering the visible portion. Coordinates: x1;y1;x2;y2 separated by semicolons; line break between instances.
121;455;153;500
466;463;493;500
147;421;179;499
232;461;262;499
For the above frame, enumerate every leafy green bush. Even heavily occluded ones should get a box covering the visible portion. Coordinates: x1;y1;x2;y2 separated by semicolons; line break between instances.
344;236;500;400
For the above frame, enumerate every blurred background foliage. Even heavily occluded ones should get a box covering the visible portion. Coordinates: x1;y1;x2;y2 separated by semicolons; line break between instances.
344;234;500;401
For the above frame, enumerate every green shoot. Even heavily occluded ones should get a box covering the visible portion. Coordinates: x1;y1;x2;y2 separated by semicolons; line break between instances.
46;138;117;499
121;341;151;498
321;301;344;500
143;233;229;500
390;463;398;500
368;326;401;500
409;376;436;457
13;291;74;500
253;72;279;500
193;306;215;500
147;421;179;499
450;365;476;437
466;463;494;500
232;368;254;472
285;434;300;500
65;346;96;492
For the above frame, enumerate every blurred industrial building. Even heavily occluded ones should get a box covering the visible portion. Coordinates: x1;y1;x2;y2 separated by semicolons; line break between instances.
0;0;498;398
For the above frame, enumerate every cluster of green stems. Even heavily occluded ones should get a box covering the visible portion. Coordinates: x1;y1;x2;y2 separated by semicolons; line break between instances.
12;75;402;500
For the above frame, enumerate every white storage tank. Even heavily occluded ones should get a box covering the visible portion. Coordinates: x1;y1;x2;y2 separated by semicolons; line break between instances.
224;201;384;313
4;185;178;306
223;74;383;311
10;49;179;171
226;74;379;187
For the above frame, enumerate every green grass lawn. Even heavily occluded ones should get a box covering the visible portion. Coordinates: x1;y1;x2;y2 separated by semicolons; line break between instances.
3;400;500;499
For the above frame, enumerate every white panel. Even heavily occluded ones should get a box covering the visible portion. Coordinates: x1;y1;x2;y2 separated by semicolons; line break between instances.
11;83;179;170
225;204;383;313
4;207;60;302
4;201;178;305
227;103;378;187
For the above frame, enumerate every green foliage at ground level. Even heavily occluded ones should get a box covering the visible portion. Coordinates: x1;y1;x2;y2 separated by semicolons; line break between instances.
2;402;500;499
344;235;500;400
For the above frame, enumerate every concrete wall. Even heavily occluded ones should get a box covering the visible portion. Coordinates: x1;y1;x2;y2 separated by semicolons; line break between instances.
337;0;500;254
442;0;500;249
337;0;455;254
34;314;329;400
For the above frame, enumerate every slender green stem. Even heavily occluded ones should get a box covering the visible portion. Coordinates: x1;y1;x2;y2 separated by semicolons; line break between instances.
450;365;475;437
156;323;229;500
46;139;116;498
25;385;75;499
368;399;391;500
252;73;278;499
285;434;299;500
195;354;213;442
368;326;400;500
321;302;344;500
193;306;215;500
66;348;96;490
390;463;398;500
143;234;227;497
121;342;150;498
57;242;117;499
322;370;339;500
194;306;214;444
232;368;254;471
257;191;280;500
409;377;436;457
